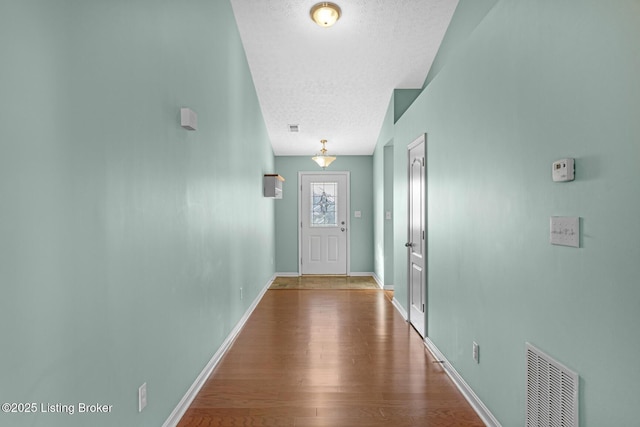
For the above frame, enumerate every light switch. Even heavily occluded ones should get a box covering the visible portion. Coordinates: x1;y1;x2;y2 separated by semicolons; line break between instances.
385;211;392;220
550;216;580;248
354;211;362;218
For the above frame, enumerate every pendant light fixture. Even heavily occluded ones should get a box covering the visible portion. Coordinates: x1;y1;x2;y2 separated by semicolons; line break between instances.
312;139;337;169
310;2;342;28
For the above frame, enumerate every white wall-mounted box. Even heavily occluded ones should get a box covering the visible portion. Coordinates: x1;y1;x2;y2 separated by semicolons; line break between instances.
552;158;574;182
180;107;197;131
263;174;285;199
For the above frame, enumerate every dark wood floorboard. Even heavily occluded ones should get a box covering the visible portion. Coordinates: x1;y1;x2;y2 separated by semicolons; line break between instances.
178;288;484;427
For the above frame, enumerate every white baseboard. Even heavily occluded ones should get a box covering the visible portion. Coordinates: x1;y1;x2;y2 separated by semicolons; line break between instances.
274;272;299;277
391;297;408;320
380;291;499;426
370;272;394;290
162;275;275;427
371;272;392;290
424;337;502;427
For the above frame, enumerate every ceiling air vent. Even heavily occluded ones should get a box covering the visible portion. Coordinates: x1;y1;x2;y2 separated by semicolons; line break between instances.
526;343;578;427
288;124;300;133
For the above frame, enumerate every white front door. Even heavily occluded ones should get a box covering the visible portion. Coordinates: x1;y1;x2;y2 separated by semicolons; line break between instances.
300;172;349;275
407;134;426;337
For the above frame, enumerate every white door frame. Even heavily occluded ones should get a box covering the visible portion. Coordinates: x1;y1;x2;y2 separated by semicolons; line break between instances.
406;134;427;337
298;171;350;275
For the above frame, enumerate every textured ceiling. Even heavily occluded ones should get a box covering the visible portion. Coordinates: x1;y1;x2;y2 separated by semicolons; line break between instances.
230;0;458;156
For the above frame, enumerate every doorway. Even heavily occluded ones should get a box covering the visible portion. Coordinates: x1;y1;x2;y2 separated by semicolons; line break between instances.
407;134;426;337
299;172;350;275
384;141;394;288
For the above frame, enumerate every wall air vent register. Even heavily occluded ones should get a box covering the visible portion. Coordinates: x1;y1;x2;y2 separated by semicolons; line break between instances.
526;343;578;427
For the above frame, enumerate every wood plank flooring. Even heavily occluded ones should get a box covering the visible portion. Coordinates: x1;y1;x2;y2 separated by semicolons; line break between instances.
178;288;484;427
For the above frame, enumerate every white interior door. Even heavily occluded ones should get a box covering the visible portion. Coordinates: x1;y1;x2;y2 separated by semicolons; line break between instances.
407;135;426;337
300;172;349;275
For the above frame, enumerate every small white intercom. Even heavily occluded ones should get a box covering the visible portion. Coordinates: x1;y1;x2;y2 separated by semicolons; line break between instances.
552;158;575;182
180;107;197;131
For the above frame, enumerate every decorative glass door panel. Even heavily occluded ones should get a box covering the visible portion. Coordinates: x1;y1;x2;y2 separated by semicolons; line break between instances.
311;182;337;227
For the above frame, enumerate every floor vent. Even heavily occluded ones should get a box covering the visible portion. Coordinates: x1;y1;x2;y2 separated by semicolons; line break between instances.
526;343;578;427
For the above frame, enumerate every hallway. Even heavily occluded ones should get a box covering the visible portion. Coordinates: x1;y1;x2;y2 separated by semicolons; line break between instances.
178;287;484;426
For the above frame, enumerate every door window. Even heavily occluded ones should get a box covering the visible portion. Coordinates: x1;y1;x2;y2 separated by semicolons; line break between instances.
310;182;337;227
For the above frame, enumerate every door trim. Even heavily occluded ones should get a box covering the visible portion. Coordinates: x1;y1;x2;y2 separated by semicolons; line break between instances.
298;171;351;275
407;134;427;337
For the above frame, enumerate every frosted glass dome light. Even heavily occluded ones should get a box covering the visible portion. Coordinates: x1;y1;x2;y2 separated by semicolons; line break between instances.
310;2;342;27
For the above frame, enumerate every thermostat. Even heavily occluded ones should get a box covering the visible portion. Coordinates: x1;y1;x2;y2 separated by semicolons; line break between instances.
552;158;574;182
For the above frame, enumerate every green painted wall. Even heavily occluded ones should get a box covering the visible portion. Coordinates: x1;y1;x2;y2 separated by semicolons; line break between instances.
274;156;374;274
0;1;275;426
383;144;394;286
423;0;498;88
375;0;640;425
373;97;396;286
393;89;422;123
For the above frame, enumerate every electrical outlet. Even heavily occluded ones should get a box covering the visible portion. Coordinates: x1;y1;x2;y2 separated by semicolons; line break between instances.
138;382;147;412
472;342;480;364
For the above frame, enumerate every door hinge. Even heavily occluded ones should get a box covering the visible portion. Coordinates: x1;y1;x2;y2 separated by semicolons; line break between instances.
423;230;425;240
422;304;425;312
422;157;425;167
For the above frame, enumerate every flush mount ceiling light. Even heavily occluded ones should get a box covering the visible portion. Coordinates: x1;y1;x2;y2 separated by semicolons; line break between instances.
312;139;337;169
310;2;342;28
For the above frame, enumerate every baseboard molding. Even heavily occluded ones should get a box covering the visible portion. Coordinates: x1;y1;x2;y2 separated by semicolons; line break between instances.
371;272;384;289
349;271;374;277
162;275;275;427
274;272;299;277
424;337;502;427
391;297;408;320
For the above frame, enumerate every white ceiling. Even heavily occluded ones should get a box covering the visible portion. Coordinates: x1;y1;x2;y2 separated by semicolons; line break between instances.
229;0;458;156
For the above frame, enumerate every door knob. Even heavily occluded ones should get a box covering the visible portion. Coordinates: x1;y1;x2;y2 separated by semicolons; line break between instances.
341;228;345;232
405;242;413;247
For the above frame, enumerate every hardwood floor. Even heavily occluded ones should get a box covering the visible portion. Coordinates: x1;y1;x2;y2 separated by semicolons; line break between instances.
178;288;484;427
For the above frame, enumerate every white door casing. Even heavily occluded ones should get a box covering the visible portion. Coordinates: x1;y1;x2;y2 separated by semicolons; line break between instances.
407;134;426;337
299;172;349;275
